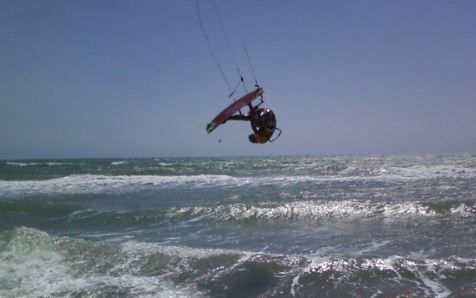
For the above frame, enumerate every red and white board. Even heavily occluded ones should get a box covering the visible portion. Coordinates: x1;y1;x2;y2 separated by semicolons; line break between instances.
206;87;263;133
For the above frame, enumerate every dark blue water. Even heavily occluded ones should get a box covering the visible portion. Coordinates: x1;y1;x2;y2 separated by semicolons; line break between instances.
1;154;476;297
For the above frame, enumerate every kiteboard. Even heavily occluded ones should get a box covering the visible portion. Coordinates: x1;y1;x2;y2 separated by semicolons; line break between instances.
206;87;264;133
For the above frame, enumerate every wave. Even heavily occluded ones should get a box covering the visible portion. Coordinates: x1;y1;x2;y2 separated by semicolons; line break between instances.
46;200;474;228
381;165;476;180
1;227;475;297
0;200;78;215
338;163;476;179
290;254;476;297
1;164;475;197
157;200;476;224
0;174;236;197
5;161;72;167
0;227;203;297
1;198;474;227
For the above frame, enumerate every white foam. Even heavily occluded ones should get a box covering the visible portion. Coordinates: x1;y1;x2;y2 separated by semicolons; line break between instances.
387;165;476;180
2;160;475;197
3;227;475;297
290;254;468;297
353;240;392;256
403;258;452;298
0;174;237;197
5;161;71;167
168;200;473;223
337;161;476;181
0;228;205;298
6;162;40;167
112;161;128;166
0;174;343;197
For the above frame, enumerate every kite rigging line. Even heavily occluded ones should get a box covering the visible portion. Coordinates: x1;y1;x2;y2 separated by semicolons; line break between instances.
196;0;232;94
197;0;260;98
210;0;246;90
243;42;259;87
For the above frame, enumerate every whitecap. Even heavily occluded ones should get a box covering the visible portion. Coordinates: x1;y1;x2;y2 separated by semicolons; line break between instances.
0;227;206;298
6;162;39;167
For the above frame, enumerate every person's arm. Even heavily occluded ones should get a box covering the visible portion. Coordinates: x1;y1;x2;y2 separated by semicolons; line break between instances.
227;115;250;121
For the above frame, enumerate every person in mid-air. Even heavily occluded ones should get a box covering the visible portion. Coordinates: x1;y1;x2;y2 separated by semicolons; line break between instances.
227;104;277;144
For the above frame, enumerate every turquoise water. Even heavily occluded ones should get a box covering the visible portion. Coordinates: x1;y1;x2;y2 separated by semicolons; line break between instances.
1;154;476;297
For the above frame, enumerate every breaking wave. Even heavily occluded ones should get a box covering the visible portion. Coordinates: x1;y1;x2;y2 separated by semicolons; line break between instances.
1;163;475;197
164;200;476;223
29;200;475;226
1;227;475;297
0;174;236;197
5;161;72;167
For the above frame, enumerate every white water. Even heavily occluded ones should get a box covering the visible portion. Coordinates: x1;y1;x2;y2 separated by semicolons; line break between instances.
1;162;475;197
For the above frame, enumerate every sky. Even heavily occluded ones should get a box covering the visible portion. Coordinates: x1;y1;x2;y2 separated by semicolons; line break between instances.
1;0;475;159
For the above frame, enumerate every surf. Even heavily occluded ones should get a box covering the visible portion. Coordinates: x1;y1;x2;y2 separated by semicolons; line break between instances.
1;227;475;297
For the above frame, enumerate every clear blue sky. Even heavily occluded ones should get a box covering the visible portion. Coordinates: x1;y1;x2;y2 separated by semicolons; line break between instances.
1;0;475;159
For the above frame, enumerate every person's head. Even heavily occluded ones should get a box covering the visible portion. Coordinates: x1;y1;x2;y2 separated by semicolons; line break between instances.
248;133;270;144
248;134;258;143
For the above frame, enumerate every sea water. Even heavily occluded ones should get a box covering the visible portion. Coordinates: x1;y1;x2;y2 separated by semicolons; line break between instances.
1;154;475;297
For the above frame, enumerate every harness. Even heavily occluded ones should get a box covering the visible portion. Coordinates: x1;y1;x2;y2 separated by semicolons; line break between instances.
251;108;282;142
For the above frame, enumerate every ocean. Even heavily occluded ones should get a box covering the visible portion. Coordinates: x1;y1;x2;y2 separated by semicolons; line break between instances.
1;154;476;297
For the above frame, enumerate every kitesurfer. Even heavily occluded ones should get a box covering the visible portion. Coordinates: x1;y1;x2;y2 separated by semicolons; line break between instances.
227;105;277;144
